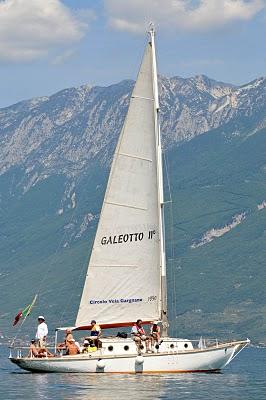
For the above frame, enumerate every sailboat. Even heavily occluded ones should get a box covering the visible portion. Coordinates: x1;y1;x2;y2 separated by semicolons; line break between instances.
10;27;249;373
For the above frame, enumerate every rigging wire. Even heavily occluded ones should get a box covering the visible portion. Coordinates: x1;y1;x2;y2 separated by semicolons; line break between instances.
163;149;177;328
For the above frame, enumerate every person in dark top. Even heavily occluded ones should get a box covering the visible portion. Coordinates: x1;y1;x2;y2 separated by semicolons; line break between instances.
150;321;161;347
90;320;102;348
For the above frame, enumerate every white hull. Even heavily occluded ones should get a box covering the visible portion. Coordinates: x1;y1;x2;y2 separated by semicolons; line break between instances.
10;339;249;373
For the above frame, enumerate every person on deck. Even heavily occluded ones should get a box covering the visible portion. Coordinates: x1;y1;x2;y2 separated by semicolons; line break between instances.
28;339;39;358
150;321;161;348
37;347;54;358
90;320;101;348
28;339;54;358
57;329;74;353
90;320;101;336
65;329;74;341
131;319;151;354
65;338;80;355
82;339;90;353
35;316;48;348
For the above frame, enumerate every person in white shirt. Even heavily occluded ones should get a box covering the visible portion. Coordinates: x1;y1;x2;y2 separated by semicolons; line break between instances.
131;319;151;354
36;315;48;348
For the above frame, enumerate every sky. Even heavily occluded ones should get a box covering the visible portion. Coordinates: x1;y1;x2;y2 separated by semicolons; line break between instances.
1;0;266;108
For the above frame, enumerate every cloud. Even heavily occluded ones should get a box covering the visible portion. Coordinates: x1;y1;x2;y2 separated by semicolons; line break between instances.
105;0;265;33
0;0;94;62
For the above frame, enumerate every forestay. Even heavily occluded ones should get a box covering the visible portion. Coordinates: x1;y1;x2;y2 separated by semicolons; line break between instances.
76;39;162;328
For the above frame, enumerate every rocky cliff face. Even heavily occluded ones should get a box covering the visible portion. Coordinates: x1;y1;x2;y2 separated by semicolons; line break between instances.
1;74;266;195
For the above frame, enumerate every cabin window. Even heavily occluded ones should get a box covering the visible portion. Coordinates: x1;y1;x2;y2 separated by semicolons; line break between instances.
170;344;174;349
184;343;188;348
140;344;144;350
155;344;159;350
124;345;129;351
108;346;114;351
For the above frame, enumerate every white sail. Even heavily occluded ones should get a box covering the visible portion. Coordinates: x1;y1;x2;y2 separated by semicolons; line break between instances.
76;38;162;328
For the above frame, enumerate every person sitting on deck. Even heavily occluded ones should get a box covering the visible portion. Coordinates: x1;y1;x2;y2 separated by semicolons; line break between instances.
90;320;102;348
28;339;39;358
37;347;54;358
131;319;151;354
81;339;97;353
28;339;54;358
82;339;90;353
65;338;80;355
150;321;161;348
57;329;74;353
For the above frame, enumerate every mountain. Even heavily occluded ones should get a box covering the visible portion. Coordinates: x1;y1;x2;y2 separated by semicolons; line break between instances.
0;75;265;344
2;74;266;190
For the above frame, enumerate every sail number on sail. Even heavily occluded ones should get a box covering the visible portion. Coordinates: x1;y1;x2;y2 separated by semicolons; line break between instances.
101;230;156;245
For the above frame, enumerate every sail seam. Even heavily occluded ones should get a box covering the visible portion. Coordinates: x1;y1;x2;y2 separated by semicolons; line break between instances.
118;152;152;163
89;265;138;268
132;95;154;101
104;200;147;211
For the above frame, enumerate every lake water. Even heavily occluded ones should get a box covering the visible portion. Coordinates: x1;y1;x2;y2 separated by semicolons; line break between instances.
0;347;265;400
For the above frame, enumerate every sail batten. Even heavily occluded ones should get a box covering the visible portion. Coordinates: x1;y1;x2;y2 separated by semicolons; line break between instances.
131;96;154;101
89;265;138;268
76;38;163;328
118;153;152;162
104;201;147;211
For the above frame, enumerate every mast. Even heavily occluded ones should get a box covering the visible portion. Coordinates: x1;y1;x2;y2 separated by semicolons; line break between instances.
149;25;168;336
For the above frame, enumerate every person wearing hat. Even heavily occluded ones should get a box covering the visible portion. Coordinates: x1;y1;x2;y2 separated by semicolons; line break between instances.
82;339;90;354
35;315;48;348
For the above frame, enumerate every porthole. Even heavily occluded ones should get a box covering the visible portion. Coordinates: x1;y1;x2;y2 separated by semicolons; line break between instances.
108;345;113;351
155;344;159;350
184;343;188;348
170;344;174;349
124;345;129;351
140;344;144;350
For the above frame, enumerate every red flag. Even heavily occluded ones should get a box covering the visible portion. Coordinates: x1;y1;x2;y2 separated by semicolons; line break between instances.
13;310;23;326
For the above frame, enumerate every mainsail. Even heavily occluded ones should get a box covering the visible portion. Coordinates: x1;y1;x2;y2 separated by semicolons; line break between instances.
76;33;164;328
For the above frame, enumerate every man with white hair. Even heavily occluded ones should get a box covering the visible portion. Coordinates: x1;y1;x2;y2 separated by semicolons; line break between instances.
35;315;48;348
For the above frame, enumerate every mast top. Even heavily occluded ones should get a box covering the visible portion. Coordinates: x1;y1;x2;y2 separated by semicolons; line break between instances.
148;22;155;40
